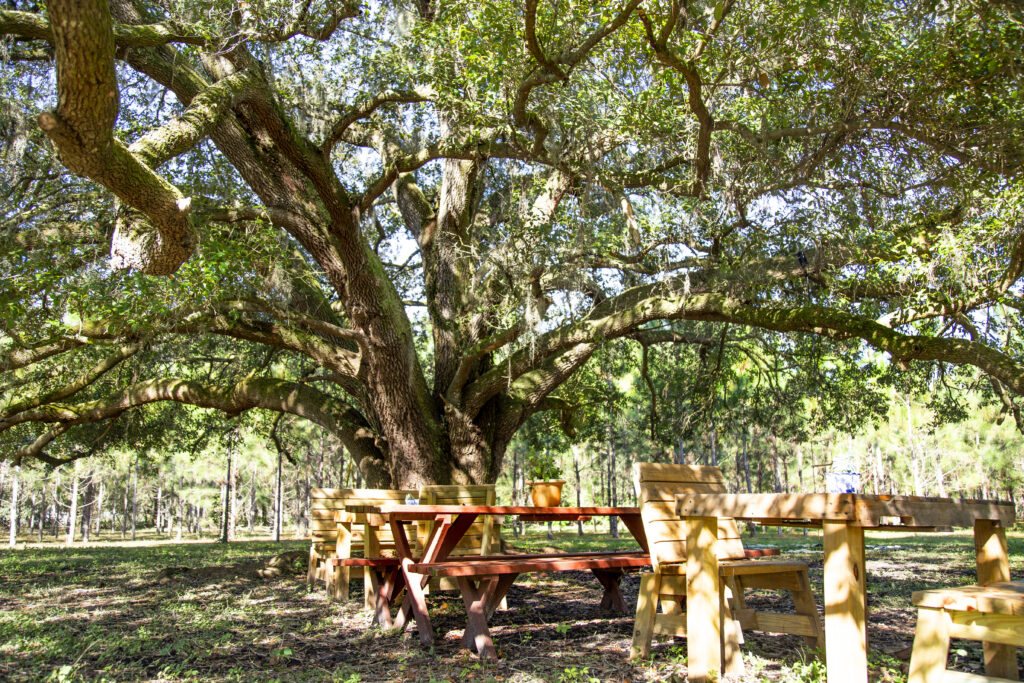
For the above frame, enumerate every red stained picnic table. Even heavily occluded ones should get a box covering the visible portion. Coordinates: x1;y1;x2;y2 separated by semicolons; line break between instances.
361;505;649;659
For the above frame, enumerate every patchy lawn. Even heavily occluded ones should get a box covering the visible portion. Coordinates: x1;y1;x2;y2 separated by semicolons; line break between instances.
1;527;1021;682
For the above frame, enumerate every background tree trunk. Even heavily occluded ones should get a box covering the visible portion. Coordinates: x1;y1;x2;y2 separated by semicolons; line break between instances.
274;445;283;543
66;471;79;546
8;465;19;547
130;459;138;541
80;471;94;543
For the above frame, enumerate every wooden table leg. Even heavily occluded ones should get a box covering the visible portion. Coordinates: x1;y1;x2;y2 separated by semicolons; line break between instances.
823;520;867;683
487;573;518;619
686;515;721;683
373;566;401;628
619;513;649;553
974;519;1018;680
363;520;380;610
457;576;499;660
331;521;352;601
592;569;628;614
391;519;435;645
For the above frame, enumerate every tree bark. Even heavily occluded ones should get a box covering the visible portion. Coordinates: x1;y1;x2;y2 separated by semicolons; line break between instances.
275;443;283;543
66;470;78;545
130;458;137;541
80;471;94;543
8;465;18;547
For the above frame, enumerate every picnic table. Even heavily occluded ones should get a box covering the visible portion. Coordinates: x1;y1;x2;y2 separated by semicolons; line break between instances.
674;492;1017;683
346;504;650;659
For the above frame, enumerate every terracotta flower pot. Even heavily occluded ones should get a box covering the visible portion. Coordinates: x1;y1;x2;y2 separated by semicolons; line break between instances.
525;480;565;507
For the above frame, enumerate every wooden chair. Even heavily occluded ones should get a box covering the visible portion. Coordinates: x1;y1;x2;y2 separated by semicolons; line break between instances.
908;581;1024;682
630;463;824;672
309;487;414;606
416;484;500;592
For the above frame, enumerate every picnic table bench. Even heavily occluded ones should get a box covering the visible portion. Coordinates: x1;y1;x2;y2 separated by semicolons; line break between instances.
342;505;650;659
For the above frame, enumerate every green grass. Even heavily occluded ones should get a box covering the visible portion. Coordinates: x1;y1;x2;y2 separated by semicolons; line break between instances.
0;528;1021;682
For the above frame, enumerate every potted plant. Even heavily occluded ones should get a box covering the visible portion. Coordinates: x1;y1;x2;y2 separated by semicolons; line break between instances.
524;450;565;507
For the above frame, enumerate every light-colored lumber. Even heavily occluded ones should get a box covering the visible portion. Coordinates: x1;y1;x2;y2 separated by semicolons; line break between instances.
823;520;867;683
974;521;1017;679
630;462;824;673
908;607;952;683
948;611;1024;647
686;515;722;682
913;582;1024;616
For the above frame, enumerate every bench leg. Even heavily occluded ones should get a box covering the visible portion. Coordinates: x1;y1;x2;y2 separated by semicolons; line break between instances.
486;574;518;620
307;546;318;588
908;608;951;683
593;569;628;614
721;578;744;675
335;522;352;602
631;572;661;661
457;576;498;660
790;570;825;650
364;522;380;611
399;560;434;646
372;566;403;629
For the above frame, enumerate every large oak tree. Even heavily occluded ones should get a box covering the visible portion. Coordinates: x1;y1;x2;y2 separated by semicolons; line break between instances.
2;0;1023;487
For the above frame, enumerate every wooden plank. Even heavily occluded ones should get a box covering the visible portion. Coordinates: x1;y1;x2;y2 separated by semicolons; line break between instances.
650;538;747;563
644;518;742;540
936;671;1014;683
679;493;857;521
912;583;1024;616
747;612;819;637
331;557;400;567
686;516;722;683
823;520;867;683
651;612;687;637
410;552;650;577
974;520;1018;679
635;463;727;484
907;608;951;683
948;611;1024;647
312;488;415;500
383;505;639;517
717;560;808;576
640;482;728;501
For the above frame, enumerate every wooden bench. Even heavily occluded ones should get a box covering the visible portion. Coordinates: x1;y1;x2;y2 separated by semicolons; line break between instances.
416;484;501;592
308;488;414;604
908;581;1024;683
410;550;651;658
630;462;824;671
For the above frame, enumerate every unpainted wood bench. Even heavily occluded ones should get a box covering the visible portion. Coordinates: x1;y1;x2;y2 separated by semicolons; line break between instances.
908;581;1024;683
407;550;652;658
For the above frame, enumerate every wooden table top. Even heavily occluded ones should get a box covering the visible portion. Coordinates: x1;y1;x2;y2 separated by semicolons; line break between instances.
675;492;1016;528
368;504;640;521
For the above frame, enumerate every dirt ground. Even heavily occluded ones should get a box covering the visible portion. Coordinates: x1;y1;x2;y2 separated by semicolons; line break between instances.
1;529;1021;682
